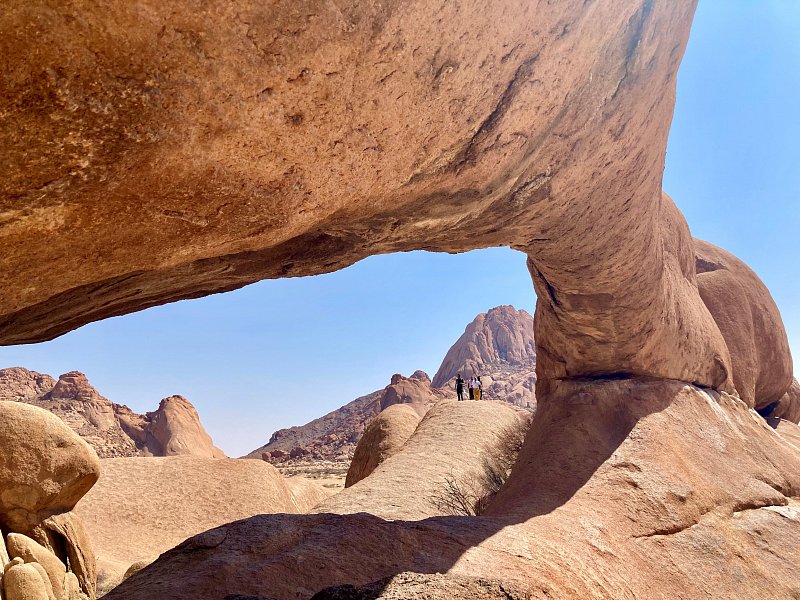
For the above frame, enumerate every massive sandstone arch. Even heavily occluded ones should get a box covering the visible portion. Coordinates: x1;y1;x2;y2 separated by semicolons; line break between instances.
1;0;745;393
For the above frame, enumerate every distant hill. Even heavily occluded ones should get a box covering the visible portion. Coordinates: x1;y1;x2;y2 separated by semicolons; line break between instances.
0;367;225;459
246;370;449;461
250;305;536;463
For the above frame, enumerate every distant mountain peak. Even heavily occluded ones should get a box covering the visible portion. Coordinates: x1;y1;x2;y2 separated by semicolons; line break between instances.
431;305;536;388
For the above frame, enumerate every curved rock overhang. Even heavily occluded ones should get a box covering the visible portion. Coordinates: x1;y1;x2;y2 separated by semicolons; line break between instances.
2;0;789;401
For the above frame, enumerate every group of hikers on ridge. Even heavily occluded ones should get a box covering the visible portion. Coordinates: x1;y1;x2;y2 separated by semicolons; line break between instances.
455;373;483;401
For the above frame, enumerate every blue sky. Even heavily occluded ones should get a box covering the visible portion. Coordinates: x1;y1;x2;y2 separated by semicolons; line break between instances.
1;2;797;456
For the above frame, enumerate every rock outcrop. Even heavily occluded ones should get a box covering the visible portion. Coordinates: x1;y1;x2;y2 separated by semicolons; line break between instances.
286;476;334;513
0;402;100;535
433;306;536;386
255;306;538;467
695;239;794;408
117;395;225;459
3;1;799;598
0;0;732;400
321;401;527;521
0;368;57;402
0;368;224;459
3;558;53;600
252;372;449;464
73;456;299;593
773;379;800;424
104;381;800;600
345;404;421;488
0;403;99;599
432;306;537;408
6;534;67;600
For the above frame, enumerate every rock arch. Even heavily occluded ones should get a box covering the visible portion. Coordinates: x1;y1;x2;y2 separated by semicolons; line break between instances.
0;0;793;425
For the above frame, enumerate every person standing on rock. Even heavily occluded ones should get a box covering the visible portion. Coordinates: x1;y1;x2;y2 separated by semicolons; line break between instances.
456;373;465;401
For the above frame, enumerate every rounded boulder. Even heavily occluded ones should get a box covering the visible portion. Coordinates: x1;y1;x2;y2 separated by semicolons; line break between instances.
0;402;101;532
345;404;421;488
695;239;793;408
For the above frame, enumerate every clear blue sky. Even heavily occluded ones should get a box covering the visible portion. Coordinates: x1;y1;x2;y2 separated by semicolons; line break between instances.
0;2;797;456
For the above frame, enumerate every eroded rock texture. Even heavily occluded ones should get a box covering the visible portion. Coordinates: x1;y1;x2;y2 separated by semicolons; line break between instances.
0;402;100;535
345;404;421;488
321;400;526;520
0;0;734;394
73;456;300;593
0;368;225;458
0;403;99;599
694;239;793;408
106;382;800;600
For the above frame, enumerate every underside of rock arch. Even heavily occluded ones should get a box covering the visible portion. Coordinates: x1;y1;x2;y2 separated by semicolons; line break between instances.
2;0;739;390
2;0;799;598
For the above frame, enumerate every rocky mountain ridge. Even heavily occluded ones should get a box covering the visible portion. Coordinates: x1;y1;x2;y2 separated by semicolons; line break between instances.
0;368;224;459
252;305;536;464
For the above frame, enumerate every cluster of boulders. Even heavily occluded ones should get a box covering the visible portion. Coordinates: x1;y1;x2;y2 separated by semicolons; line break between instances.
0;369;224;460
0;402;100;600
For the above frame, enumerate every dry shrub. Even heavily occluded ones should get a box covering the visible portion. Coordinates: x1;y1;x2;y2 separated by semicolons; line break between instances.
429;414;531;516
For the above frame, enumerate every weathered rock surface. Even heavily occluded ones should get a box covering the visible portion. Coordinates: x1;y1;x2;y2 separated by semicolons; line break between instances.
433;306;537;409
0;0;733;398
433;306;535;385
255;306;538;467
3;559;51;600
6;534;66;600
103;381;800;600
771;378;800;424
311;572;533;600
73;456;298;592
0;402;100;535
0;368;224;459
0;368;56;402
118;395;225;459
695;239;793;408
40;512;96;598
320;400;526;521
345;404;421;488
774;418;800;451
286;476;334;513
377;374;440;415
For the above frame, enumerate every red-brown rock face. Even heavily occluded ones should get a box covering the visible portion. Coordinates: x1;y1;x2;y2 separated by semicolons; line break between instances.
0;0;737;399
0;367;56;402
432;305;536;408
694;239;793;409
0;368;224;459
773;379;800;424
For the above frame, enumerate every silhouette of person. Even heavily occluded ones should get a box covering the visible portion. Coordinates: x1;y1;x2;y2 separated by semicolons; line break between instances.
456;373;465;401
